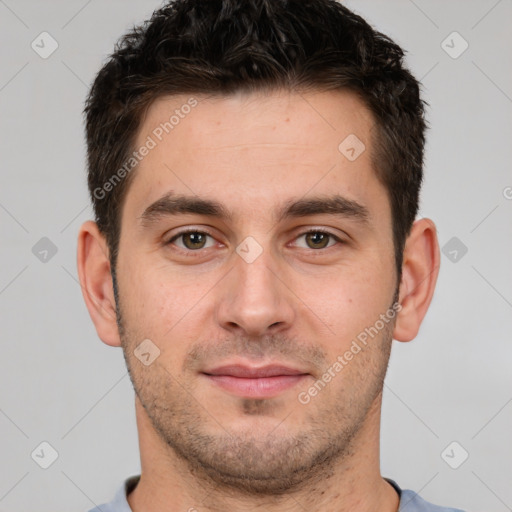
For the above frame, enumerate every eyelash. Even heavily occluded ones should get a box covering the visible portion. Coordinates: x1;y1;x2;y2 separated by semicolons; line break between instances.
166;228;343;254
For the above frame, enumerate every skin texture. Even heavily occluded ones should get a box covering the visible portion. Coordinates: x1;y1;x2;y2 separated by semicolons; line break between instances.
77;89;440;512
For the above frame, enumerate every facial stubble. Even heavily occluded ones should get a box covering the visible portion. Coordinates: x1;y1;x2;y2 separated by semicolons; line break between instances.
112;268;397;496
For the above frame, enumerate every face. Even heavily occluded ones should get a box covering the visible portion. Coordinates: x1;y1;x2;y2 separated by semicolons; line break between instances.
114;89;399;493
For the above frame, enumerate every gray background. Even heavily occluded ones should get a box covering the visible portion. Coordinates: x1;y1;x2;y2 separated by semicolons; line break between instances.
0;1;511;511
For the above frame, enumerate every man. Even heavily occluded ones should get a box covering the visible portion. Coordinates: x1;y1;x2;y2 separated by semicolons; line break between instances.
77;1;465;511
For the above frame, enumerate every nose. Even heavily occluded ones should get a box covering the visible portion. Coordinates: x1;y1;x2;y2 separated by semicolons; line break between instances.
215;247;296;338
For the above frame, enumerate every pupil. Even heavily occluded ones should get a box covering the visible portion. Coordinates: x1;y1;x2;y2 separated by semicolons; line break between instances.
186;232;204;248
308;232;327;248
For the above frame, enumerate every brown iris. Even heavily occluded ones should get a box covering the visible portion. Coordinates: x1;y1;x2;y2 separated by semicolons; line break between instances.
181;232;208;250
305;232;331;249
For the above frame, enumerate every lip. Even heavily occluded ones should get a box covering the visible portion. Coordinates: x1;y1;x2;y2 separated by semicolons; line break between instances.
202;363;310;399
204;364;306;378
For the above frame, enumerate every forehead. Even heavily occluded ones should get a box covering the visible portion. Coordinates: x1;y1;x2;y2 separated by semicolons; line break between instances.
125;88;384;222
139;88;374;150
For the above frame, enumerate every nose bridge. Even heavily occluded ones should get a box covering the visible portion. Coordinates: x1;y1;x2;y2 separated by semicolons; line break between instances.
216;238;294;335
237;244;278;301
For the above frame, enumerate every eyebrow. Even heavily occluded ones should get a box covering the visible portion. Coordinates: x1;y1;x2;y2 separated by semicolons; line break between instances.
138;192;370;228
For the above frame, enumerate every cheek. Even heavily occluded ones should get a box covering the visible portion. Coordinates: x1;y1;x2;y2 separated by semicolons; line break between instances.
118;261;170;334
308;257;394;342
120;261;215;346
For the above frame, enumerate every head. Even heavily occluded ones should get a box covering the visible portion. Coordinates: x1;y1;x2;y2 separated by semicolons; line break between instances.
78;0;439;496
85;0;426;278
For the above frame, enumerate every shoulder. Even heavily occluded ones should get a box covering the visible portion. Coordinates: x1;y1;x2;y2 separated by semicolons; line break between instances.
385;478;466;512
86;475;140;512
400;489;467;512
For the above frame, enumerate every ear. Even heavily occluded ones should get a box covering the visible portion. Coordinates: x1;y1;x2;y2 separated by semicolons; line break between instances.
77;220;121;347
393;218;440;342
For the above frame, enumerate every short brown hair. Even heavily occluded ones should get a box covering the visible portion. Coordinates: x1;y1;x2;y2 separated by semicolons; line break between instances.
84;0;427;277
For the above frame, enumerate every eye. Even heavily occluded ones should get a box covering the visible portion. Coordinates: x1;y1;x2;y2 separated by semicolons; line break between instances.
294;229;342;250
167;230;216;251
166;228;343;253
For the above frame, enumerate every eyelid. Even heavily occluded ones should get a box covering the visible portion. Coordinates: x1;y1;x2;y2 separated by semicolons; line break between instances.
166;227;218;247
290;227;344;249
165;226;345;253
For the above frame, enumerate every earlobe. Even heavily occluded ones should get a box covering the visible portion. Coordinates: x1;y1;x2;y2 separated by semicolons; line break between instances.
77;220;122;347
393;218;440;342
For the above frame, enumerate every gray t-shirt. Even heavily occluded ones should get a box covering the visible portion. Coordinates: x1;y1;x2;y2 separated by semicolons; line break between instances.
87;475;466;512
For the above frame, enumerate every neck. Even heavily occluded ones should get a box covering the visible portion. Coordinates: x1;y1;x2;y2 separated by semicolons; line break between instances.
127;393;399;512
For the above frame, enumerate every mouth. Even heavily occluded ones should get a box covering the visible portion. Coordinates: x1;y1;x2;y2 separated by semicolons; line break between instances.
201;363;310;399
